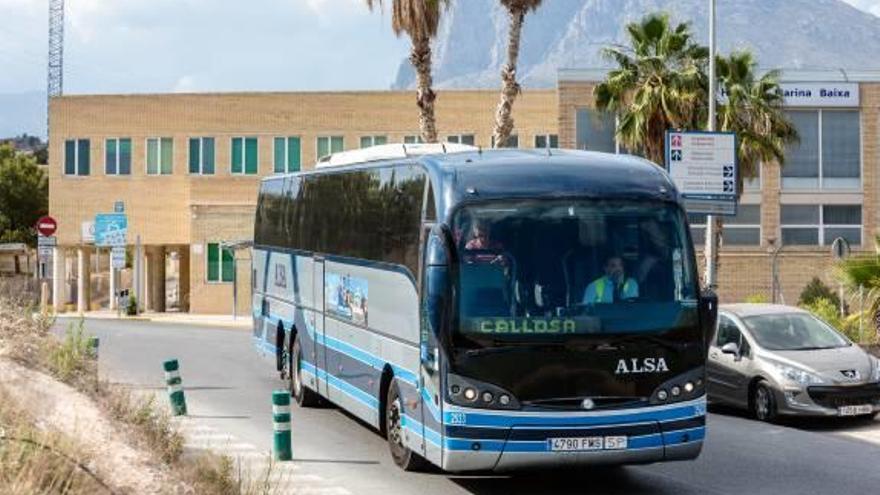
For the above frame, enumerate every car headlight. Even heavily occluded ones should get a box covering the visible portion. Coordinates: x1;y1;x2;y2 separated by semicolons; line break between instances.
773;362;826;386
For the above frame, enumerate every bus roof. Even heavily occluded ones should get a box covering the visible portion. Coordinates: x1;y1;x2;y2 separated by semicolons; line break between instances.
264;148;682;219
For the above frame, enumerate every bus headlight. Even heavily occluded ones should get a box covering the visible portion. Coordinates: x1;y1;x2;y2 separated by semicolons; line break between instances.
446;373;520;410
463;388;477;401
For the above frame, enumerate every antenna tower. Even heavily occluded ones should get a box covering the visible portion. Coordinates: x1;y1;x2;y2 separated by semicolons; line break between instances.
47;0;64;132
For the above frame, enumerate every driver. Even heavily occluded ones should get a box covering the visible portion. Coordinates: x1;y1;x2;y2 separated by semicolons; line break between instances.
465;219;502;251
583;255;639;304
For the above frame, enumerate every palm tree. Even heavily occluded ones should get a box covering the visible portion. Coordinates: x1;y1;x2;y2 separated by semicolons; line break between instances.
594;13;708;165
838;236;880;340
366;0;449;143
492;0;543;148
705;51;797;285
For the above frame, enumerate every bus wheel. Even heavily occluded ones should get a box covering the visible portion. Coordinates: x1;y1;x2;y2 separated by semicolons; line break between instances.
385;381;426;471
290;338;320;407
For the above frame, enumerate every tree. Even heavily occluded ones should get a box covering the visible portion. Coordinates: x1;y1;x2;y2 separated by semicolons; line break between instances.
0;143;48;246
594;13;708;165
704;51;797;285
838;236;880;339
367;0;449;143
492;0;543;148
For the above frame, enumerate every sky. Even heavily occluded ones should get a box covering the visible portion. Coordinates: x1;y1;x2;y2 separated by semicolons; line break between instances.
0;0;878;95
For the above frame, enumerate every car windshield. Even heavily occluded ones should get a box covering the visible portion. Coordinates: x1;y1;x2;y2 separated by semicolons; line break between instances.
742;313;850;351
452;199;698;346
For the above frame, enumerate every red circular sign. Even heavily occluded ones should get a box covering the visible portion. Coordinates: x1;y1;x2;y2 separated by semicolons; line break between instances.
36;216;57;237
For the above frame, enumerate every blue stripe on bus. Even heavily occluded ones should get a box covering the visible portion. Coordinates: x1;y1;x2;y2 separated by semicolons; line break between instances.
301;360;379;409
403;414;442;447
442;402;703;428
422;386;442;422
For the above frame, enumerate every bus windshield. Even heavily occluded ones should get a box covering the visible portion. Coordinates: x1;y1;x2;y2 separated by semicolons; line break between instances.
453;199;698;344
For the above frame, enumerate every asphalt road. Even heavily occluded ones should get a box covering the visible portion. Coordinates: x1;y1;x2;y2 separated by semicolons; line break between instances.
57;317;880;495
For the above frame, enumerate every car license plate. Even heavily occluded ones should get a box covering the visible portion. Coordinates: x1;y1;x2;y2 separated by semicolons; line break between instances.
838;405;873;416
548;436;628;452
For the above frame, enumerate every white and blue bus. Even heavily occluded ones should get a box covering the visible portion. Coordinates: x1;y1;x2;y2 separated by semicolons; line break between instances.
252;144;717;472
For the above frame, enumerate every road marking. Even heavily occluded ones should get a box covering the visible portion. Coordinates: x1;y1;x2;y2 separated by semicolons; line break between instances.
172;416;352;494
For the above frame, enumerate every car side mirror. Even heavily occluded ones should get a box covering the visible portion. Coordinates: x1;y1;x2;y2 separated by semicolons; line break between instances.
721;342;740;356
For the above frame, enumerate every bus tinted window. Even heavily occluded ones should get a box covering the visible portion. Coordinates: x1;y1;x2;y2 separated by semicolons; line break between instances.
255;177;285;247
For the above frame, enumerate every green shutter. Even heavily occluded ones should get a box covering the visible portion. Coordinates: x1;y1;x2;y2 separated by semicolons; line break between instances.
245;137;258;174
105;139;118;175
189;138;200;174
160;138;173;174
375;135;387;145
231;137;243;173
221;247;234;282
65;140;76;175
207;243;219;282
317;137;329;159
119;139;131;174
331;136;344;153
147;139;158;175
287;137;300;172
78;139;90;175
274;137;285;173
203;138;215;174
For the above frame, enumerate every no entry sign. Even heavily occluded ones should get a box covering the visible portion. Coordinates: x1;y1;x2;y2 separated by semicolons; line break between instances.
36;216;57;237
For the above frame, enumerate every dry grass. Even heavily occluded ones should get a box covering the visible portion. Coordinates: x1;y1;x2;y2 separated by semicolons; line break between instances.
104;388;185;465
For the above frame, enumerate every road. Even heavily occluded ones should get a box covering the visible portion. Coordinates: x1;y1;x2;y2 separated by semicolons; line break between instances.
58;317;880;495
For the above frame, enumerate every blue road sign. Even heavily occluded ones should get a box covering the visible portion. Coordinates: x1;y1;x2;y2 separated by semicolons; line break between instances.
94;213;127;247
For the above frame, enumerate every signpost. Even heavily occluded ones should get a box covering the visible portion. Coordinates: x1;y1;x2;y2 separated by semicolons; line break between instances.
95;212;128;315
831;237;851;318
665;131;738;216
111;246;126;269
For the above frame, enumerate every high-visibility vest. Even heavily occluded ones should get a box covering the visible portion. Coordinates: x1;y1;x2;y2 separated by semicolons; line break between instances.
593;277;634;302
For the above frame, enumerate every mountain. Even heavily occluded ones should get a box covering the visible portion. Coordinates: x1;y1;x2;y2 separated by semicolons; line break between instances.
0;91;46;139
392;0;880;89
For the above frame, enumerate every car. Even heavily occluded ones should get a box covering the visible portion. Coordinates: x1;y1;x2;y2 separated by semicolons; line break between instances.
708;303;880;422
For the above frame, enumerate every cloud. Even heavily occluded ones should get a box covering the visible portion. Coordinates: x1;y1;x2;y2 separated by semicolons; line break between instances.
842;0;880;16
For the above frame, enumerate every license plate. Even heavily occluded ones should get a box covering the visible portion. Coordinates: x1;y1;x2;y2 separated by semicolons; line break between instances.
838;404;874;416
548;436;628;452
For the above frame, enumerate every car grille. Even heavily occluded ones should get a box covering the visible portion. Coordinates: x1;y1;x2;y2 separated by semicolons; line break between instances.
807;384;880;408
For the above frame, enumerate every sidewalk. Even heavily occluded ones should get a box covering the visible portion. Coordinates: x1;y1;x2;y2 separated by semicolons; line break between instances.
55;309;252;330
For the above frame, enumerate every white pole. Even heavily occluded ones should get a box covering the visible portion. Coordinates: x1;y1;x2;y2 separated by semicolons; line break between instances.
704;0;718;289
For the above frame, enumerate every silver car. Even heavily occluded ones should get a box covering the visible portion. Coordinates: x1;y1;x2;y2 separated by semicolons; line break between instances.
708;304;880;421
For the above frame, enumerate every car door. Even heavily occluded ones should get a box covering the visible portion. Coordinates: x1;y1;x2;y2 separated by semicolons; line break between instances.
707;314;746;404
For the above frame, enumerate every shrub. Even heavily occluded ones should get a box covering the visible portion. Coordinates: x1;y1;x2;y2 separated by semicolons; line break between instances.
798;277;841;308
126;295;138;316
46;319;94;384
744;293;768;304
799;297;868;343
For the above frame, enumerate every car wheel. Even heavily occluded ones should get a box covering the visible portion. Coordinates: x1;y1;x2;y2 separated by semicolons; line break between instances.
752;381;778;423
386;381;426;471
290;338;320;407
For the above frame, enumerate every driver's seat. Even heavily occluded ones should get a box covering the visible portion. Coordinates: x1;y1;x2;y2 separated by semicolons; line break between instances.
562;248;597;306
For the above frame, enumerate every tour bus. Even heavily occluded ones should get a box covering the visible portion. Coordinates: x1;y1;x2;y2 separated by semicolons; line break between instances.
251;144;717;472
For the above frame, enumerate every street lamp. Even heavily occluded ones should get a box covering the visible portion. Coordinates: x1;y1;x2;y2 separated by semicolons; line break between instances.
704;0;719;290
767;237;783;304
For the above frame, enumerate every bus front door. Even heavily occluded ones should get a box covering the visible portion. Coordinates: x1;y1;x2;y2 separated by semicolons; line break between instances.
313;257;329;397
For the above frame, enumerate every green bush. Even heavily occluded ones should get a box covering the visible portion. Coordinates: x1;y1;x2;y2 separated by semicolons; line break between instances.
798;277;841;308
48;319;94;383
126;295;138;316
799;297;867;343
744;293;768;304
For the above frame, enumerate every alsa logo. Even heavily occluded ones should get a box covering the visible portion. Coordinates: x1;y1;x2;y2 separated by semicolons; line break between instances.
615;357;669;374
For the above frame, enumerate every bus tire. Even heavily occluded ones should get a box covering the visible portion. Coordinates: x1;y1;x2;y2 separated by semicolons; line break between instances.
291;337;320;407
385;380;427;471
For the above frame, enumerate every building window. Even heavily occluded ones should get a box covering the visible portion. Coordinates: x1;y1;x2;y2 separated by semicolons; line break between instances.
104;138;131;176
447;134;475;145
146;138;173;175
317;136;344;160
404;135;424;144
64;139;90;176
688;205;761;246
782;110;860;190
188;137;215;175
781;204;861;246
491;134;519;148
359;135;388;148
231;137;258;175
576;109;615;153
206;242;234;283
273;137;301;173
534;134;559;149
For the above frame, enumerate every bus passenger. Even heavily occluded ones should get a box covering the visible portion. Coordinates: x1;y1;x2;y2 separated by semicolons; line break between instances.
583;255;639;304
465;220;503;251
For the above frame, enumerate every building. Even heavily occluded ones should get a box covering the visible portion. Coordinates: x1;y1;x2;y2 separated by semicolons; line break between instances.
48;69;879;314
48;90;557;314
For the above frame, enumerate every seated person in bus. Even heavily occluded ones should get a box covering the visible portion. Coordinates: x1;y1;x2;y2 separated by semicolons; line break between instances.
463;220;506;264
583;255;639;304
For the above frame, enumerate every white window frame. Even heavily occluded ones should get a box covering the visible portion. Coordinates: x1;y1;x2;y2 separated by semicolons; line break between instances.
404;135;424;144
316;135;344;160
188;137;214;175
783;109;862;191
780;204;862;246
689;205;762;247
274;136;302;174
534;134;559;149
446;134;476;145
205;241;234;284
491;134;519;148
230;136;258;175
359;135;387;148
64;138;89;177
104;137;130;176
145;137;173;176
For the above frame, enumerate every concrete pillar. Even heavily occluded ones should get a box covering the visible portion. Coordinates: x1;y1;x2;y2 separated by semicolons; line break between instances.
76;247;89;314
109;258;117;310
178;246;191;312
52;247;66;311
148;246;166;312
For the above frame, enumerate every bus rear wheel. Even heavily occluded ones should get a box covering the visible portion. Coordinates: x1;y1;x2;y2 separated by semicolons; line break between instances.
385;381;426;471
290;338;320;407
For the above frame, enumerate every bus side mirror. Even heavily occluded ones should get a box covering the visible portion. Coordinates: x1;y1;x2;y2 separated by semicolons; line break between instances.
699;289;718;355
422;225;454;356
